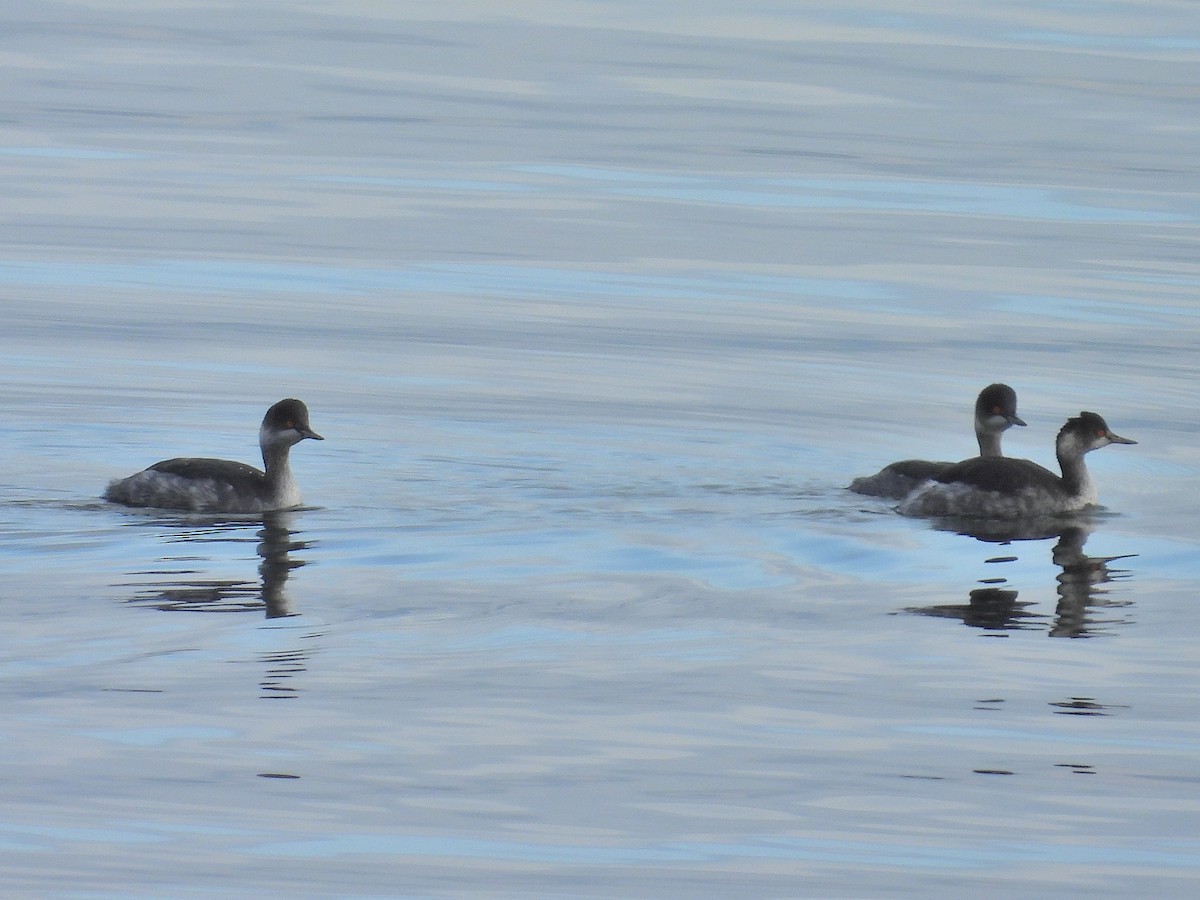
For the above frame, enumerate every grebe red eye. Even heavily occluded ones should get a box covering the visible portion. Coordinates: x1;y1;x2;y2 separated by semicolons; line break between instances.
286;420;295;428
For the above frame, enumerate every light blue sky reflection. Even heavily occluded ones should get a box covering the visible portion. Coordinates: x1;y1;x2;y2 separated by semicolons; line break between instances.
0;260;891;303
521;166;1187;223
247;832;1200;870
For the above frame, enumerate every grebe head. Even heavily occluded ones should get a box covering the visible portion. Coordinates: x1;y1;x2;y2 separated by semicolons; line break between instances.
976;383;1026;433
1059;411;1136;458
260;398;324;451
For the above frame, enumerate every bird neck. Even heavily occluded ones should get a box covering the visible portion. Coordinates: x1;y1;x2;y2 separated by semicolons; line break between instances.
1056;433;1094;501
260;432;295;485
975;425;1003;457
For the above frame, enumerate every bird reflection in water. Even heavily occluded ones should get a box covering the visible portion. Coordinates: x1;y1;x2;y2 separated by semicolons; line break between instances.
908;586;1043;632
1049;524;1136;638
124;511;307;618
120;511;316;698
905;516;1136;637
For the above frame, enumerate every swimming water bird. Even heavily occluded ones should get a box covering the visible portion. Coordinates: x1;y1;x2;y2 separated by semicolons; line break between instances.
104;399;323;513
849;383;1026;499
897;411;1135;519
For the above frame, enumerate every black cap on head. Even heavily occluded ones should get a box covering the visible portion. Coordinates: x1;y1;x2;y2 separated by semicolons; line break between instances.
264;398;323;440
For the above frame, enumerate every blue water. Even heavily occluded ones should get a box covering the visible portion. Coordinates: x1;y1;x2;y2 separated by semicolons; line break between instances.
2;2;1199;898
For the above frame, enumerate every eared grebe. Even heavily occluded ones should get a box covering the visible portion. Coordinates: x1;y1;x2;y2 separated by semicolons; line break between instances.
898;411;1135;519
849;383;1025;499
104;399;323;513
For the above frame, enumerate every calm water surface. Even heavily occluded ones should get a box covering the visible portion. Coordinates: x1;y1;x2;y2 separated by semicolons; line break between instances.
2;2;1199;897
